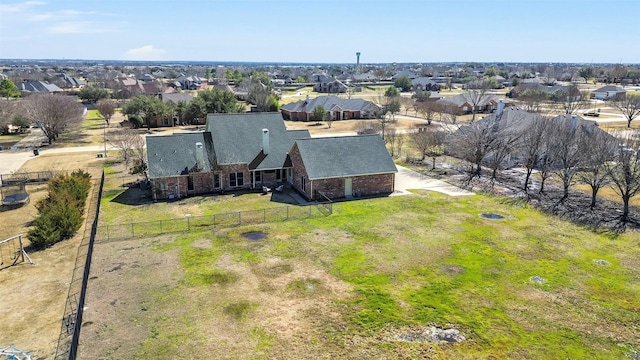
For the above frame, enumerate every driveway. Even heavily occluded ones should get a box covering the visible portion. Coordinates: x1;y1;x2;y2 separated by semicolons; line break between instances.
393;165;473;197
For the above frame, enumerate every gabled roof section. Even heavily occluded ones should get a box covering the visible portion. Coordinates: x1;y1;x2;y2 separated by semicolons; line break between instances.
281;95;381;113
18;80;63;93
294;135;397;180
146;132;213;178
593;85;625;92
206;112;310;169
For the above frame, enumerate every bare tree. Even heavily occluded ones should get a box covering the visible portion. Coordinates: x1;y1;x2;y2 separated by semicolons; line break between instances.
110;128;143;169
24;93;84;144
548;116;587;200
463;80;492;122
517;115;549;193
604;132;640;223
485;126;521;181
386;127;399;157
447;116;503;179
410;127;446;169
554;84;585;115
417;101;437;125
517;88;548;113
611;95;640;128
96;99;116;126
576;129;618;208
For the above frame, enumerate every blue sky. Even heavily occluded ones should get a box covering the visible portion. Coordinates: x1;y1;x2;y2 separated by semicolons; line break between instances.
0;0;638;64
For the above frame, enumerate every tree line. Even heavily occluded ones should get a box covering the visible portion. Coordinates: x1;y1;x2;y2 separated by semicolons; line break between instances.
411;114;640;223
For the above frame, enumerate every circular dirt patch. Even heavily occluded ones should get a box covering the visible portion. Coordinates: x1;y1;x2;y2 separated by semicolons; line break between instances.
242;231;267;241
480;213;505;220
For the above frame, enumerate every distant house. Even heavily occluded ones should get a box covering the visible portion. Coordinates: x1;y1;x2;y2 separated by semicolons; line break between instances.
591;86;626;100
174;75;207;90
281;95;382;121
18;80;64;93
312;75;348;93
289;135;397;200
146;112;397;201
438;94;511;114
411;77;440;92
392;70;417;80
159;93;195;125
51;74;85;89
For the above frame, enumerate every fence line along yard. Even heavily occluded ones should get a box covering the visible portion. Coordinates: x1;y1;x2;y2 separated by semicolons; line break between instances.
96;203;332;242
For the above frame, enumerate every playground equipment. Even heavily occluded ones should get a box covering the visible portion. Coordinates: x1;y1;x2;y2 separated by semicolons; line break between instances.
0;235;34;271
0;345;33;360
1;182;30;208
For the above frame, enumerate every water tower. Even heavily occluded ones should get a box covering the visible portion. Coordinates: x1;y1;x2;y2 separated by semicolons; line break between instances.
356;52;361;67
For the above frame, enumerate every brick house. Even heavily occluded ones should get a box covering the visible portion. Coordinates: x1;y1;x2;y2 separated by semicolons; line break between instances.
146;112;310;199
281;95;382;121
289;135;397;200
146;113;397;201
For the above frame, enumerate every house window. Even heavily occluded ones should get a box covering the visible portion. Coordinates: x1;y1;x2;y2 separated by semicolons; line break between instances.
230;172;244;187
276;169;282;181
301;176;305;191
214;174;220;188
255;171;262;183
187;176;194;191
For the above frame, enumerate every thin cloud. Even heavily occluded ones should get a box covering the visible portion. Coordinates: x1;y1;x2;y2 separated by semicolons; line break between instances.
124;45;167;61
48;21;118;34
0;1;46;12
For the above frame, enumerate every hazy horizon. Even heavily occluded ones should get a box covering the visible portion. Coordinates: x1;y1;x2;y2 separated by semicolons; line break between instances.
1;0;639;64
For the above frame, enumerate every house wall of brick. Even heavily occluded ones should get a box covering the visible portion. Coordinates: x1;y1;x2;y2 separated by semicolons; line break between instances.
219;164;251;190
288;143;312;199
289;143;395;200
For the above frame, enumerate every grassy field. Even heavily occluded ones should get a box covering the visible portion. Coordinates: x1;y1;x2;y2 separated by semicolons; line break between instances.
80;175;640;359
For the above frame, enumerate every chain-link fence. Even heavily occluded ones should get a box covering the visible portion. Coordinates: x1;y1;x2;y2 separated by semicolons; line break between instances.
96;203;331;242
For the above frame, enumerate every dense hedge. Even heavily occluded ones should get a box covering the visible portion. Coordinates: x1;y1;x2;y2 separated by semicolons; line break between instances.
28;170;91;249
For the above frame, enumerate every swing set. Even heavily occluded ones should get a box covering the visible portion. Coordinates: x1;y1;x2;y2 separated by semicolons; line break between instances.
0;235;34;271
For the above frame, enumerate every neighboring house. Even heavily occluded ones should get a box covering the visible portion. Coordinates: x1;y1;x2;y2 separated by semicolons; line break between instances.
591;86;626;100
411;77;441;92
138;73;156;82
159;93;195;125
146;112;397;201
281;95;382;121
448;102;615;168
18;80;64;93
174;75;207;90
147;112;311;199
51;74;85;89
508;84;581;101
353;72;380;82
392;70;417;80
438;94;511;114
312;75;348;93
289;135;397;200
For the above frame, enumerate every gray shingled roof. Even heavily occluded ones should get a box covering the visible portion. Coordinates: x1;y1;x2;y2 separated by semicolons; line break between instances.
146;133;213;178
18;80;63;92
294;135;397;180
206;112;310;170
281;95;381;113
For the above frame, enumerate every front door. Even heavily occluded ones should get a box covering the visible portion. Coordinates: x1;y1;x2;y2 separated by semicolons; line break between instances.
345;178;352;198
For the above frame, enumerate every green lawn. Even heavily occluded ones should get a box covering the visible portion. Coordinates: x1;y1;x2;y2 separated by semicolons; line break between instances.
94;167;640;359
